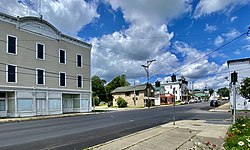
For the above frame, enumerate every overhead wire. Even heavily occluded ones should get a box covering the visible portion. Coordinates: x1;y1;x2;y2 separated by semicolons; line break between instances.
172;31;248;75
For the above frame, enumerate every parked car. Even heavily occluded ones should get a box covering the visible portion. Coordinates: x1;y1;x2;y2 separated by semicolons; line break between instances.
189;99;196;103
180;101;189;105
210;100;221;107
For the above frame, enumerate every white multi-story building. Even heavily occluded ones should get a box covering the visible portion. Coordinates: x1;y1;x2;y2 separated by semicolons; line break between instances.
161;76;189;101
0;12;92;117
227;58;250;110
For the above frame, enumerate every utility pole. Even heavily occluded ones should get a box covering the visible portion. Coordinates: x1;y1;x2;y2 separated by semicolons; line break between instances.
173;87;176;125
231;71;238;124
133;80;136;109
141;59;156;108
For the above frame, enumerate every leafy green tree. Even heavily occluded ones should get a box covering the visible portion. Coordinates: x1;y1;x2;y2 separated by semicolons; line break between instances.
239;77;250;100
91;75;106;101
217;87;230;97
208;88;214;97
105;75;130;102
116;97;127;108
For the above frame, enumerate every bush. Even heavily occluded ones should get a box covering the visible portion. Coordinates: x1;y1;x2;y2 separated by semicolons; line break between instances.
116;97;127;108
93;96;99;106
224;113;250;149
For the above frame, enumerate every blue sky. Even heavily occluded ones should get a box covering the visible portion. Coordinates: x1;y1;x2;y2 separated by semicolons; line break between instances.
1;0;250;90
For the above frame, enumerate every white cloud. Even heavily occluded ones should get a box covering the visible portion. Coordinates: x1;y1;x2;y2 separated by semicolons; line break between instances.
174;41;220;79
222;29;240;40
91;24;178;81
234;49;241;55
91;0;192;81
230;16;238;22
0;0;99;35
107;0;191;26
192;62;230;90
204;24;217;32
193;75;229;90
214;36;224;47
194;0;250;18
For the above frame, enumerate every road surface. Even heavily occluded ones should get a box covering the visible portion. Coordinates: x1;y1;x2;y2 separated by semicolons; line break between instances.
0;101;231;150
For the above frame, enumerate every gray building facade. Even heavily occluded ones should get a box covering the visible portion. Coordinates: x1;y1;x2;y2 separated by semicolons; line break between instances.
0;12;92;117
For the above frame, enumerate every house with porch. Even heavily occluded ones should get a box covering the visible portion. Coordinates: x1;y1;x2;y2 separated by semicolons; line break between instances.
0;12;92;117
111;84;155;107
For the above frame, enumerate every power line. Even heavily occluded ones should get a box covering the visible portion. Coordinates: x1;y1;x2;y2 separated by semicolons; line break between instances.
0;60;90;81
0;39;91;67
173;31;248;74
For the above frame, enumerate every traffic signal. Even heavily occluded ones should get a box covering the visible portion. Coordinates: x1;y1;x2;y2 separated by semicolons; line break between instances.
171;74;176;82
155;81;161;87
231;71;238;85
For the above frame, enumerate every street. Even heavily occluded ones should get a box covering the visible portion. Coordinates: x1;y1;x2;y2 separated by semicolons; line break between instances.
0;102;231;150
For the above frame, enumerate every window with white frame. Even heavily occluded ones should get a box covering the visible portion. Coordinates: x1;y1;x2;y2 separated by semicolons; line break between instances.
59;72;66;87
36;43;45;60
7;35;17;54
6;65;17;83
77;75;83;88
76;54;82;67
59;49;66;64
36;69;45;85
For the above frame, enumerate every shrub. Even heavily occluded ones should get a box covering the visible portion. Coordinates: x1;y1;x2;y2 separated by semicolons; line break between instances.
93;96;100;106
224;113;250;150
116;97;127;108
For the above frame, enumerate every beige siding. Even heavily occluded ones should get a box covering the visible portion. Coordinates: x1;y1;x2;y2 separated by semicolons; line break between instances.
0;20;90;90
113;91;145;107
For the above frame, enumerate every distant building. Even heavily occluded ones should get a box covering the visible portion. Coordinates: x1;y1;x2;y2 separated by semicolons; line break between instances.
111;84;155;107
193;89;209;101
227;58;250;110
153;85;165;106
0;12;92;117
161;76;189;101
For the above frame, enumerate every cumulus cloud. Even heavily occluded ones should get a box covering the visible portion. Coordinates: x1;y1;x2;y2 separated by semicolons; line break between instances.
214;36;224;47
107;0;191;26
90;0;192;81
204;24;217;32
174;41;220;79
194;0;250;18
0;0;99;35
91;24;178;81
193;75;229;90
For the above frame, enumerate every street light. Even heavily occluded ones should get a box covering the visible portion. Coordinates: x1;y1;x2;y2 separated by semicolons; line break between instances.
141;59;156;108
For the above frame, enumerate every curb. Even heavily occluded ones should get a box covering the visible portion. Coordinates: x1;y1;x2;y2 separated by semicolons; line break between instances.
0;112;95;123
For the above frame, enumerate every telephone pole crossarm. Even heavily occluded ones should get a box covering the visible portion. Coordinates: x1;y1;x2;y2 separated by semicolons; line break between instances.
141;59;156;108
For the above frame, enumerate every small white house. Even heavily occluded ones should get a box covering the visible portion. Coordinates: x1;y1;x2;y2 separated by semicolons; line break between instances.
227;58;250;110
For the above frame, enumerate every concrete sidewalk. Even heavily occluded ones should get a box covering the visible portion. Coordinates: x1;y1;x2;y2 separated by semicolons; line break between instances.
91;103;232;150
91;119;231;150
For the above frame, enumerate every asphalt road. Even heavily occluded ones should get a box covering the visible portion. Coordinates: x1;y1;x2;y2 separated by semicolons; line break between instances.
0;101;231;150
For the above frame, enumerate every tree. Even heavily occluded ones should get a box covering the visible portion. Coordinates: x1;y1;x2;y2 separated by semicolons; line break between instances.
208;88;214;97
239;77;250;100
91;75;106;101
105;75;130;102
116;97;127;108
217;87;229;97
105;74;130;92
